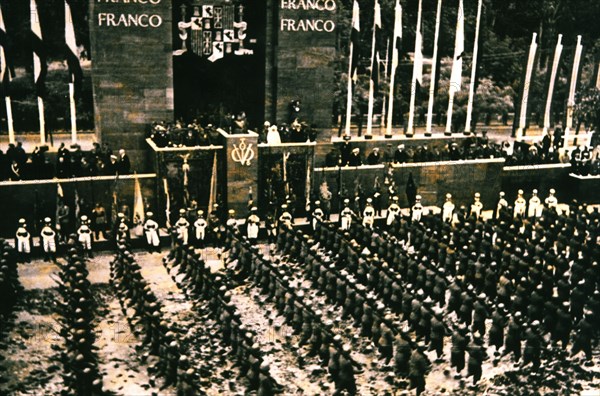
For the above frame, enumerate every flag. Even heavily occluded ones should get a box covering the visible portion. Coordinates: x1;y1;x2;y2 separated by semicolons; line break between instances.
350;0;360;82
133;174;145;225
371;0;382;93
391;0;402;70
0;4;12;96
57;183;64;199
65;0;82;97
413;26;423;85
163;177;171;228
450;0;465;92
31;0;47;98
111;174;119;226
208;152;217;215
74;187;80;219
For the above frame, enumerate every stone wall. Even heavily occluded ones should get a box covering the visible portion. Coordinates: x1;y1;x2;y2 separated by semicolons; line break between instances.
273;0;338;127
89;0;174;170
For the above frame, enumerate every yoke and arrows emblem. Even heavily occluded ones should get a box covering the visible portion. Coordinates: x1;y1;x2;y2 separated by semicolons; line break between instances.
232;138;255;166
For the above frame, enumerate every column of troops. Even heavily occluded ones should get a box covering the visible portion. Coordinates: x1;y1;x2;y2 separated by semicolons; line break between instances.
164;237;280;395
270;186;598;394
53;244;104;395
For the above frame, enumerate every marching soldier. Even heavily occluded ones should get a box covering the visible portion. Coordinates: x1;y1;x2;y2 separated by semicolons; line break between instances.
467;335;487;385
411;195;424;223
362;198;375;229
40;217;57;262
193;210;207;247
77;215;94;258
143;212;161;253
451;324;469;378
386;196;401;227
15;218;31;263
470;192;483;220
340;199;353;231
246;207;260;242
442;193;455;223
408;342;430;396
175;209;190;245
514;189;527;219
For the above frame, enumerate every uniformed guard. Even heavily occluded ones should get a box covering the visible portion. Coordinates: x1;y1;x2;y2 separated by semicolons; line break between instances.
77;215;93;258
411;195;424;223
442;193;455;223
226;209;237;228
143;212;160;253
386;196;401;227
362;198;375;229
175;209;190;245
528;189;542;218
15;218;31;263
279;204;293;229
193;210;207;248
544;188;559;214
494;191;508;219
246;207;260;241
470;192;483;220
340;199;353;231
514;190;527;218
312;201;325;231
408;342;430;396
40;217;57;262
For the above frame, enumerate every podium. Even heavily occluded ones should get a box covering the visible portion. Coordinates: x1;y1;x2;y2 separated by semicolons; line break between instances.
219;129;259;217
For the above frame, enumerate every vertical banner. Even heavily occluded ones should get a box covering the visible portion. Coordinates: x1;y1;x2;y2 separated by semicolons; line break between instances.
515;33;538;140
543;34;563;134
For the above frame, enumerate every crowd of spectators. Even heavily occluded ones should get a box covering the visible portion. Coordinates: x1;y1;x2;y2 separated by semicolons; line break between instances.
324;135;565;168
0;141;131;181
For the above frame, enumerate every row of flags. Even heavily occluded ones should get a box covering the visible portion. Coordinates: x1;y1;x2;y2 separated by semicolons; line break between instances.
346;0;592;139
0;0;82;144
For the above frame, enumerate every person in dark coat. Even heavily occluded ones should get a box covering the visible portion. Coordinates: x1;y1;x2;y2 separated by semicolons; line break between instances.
467;335;487;385
117;149;131;174
405;173;417;207
408;342;430;396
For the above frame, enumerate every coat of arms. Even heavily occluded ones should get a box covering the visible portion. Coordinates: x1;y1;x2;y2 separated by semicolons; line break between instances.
174;1;255;62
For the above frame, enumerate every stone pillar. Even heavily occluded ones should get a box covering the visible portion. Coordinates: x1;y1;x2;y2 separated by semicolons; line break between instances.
89;0;174;171
220;129;259;217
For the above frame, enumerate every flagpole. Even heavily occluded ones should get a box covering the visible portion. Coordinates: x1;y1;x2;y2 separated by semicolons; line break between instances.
345;1;359;139
5;97;14;144
445;0;464;135
366;0;380;139
464;0;483;135
386;0;401;138
38;96;45;145
515;33;538;140
543;34;563;135
564;35;583;143
69;82;77;143
407;0;422;137
380;38;390;129
426;0;442;136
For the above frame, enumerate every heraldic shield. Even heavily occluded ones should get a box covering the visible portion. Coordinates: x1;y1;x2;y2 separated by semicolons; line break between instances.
174;1;255;61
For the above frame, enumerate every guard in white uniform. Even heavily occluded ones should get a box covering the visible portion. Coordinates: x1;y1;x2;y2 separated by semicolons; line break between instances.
278;205;293;229
194;210;208;247
411;195;424;223
544;188;559;214
528;189;542;218
40;217;57;262
470;192;483;220
143;211;161;252
15;218;31;263
77;215;93;258
246;207;260;241
312;201;324;230
386;196;401;227
175;208;190;245
362;198;375;229
226;209;238;228
340;199;353;231
514;189;527;219
442;193;455;223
